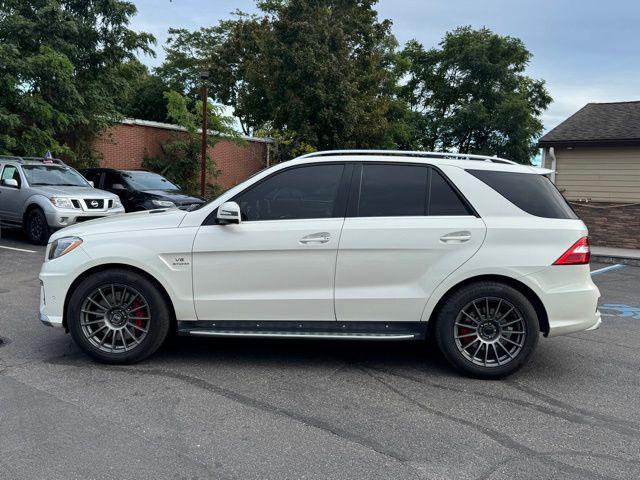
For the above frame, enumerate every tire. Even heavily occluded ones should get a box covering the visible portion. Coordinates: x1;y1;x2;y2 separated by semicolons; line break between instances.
26;208;50;245
434;281;539;379
67;269;171;364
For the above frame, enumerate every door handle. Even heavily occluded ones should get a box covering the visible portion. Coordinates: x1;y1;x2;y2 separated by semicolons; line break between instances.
299;232;331;244
440;231;472;244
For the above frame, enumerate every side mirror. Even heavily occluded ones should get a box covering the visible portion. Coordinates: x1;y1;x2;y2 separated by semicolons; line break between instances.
217;201;241;224
2;178;19;188
112;183;125;191
88;180;95;187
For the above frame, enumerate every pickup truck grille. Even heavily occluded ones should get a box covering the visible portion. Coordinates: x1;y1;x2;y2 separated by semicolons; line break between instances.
84;199;104;209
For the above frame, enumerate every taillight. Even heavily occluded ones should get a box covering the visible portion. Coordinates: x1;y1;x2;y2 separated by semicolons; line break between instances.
553;237;590;265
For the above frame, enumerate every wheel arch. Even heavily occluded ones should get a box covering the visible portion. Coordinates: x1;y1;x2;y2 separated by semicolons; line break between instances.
426;274;550;337
23;200;45;224
62;263;177;332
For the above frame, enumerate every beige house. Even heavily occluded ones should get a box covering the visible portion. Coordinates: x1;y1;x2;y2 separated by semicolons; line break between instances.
538;101;640;249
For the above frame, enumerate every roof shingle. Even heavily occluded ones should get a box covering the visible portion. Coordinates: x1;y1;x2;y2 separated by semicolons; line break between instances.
538;101;640;147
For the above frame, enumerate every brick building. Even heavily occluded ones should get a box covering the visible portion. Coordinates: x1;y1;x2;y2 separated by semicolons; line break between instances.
93;119;272;191
539;102;640;249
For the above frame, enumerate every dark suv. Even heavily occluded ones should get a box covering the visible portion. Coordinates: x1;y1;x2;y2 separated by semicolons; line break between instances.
80;168;204;212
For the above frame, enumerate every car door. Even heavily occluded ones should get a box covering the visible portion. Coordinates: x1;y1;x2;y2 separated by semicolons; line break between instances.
334;163;486;322
101;170;132;209
81;169;101;188
0;164;25;225
192;163;351;321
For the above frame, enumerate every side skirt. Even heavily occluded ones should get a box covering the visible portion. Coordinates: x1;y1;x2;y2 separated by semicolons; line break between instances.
177;320;427;341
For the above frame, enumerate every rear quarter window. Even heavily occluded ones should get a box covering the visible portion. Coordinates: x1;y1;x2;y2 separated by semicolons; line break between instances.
467;169;577;219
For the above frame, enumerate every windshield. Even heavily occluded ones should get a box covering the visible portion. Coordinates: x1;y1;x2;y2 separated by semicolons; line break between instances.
122;171;179;191
22;165;89;187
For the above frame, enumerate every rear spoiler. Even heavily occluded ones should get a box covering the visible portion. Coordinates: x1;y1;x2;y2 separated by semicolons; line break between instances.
530;166;554;175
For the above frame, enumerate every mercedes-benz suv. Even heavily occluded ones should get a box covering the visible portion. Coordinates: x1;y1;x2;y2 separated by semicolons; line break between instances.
0;156;125;244
38;150;601;378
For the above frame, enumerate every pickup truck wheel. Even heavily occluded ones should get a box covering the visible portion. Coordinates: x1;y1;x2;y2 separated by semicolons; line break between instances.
67;269;171;364
434;281;539;379
26;208;50;245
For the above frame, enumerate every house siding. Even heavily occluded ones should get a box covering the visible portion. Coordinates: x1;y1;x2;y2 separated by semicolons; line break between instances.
553;146;640;202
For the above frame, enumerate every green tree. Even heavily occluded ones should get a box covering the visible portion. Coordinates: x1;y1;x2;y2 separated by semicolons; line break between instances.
0;0;154;165
142;91;240;198
159;0;409;156
121;61;172;123
400;27;552;164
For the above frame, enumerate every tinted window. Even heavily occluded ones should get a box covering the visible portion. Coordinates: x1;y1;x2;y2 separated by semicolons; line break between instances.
357;164;428;217
234;164;345;221
81;170;101;185
103;171;124;190
468;169;577;219
429;170;472;215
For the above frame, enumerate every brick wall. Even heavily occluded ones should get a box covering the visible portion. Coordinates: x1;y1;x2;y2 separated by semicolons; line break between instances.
93;121;269;190
571;202;640;249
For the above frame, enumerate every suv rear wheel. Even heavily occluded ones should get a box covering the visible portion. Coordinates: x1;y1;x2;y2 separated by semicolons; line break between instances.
434;281;539;379
67;269;171;364
26;208;50;245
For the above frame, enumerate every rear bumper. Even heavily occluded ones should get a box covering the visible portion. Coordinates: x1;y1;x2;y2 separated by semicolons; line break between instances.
523;265;601;337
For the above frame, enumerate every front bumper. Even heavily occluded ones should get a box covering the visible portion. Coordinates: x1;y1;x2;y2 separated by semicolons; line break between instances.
39;247;93;330
39;311;63;328
45;207;125;230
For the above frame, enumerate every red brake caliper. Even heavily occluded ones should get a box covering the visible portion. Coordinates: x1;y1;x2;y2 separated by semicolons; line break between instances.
131;299;145;328
459;326;475;345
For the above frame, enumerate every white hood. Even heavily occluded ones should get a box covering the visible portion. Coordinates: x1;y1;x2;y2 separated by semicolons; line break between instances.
50;209;188;241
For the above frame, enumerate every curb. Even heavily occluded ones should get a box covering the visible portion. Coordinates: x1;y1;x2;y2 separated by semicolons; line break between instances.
591;255;640;267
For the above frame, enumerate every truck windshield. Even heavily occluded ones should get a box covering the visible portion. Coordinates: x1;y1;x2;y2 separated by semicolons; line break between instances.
23;165;89;187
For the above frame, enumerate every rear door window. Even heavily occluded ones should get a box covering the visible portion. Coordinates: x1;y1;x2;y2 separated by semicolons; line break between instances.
429;169;473;215
467;169;577;219
357;164;428;217
354;163;473;217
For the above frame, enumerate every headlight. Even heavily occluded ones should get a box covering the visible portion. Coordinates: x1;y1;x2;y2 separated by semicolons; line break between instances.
152;200;175;208
112;198;123;209
48;237;83;260
49;197;73;209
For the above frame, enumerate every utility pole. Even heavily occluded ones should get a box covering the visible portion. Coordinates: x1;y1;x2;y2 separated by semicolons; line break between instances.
200;70;209;198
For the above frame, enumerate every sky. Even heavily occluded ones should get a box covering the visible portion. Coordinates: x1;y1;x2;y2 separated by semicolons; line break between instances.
130;0;640;134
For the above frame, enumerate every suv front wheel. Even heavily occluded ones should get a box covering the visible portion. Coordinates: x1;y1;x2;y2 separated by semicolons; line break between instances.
434;281;539;379
67;269;171;364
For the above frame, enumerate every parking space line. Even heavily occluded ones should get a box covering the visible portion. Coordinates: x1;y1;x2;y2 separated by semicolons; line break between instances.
591;264;625;276
0;245;37;253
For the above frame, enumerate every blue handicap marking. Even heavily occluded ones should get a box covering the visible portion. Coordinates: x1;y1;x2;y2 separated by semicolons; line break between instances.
599;304;640;320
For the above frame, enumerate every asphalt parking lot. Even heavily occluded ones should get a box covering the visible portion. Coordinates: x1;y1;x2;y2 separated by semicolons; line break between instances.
1;230;640;480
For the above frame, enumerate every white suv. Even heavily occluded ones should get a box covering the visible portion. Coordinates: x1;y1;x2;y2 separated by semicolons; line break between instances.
38;151;601;378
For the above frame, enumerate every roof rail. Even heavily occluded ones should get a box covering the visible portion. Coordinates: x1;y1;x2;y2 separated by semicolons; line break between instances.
0;155;66;165
22;156;66;165
0;155;25;163
297;150;517;165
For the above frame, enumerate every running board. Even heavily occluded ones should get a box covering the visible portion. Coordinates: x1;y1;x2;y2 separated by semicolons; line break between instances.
177;320;426;340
